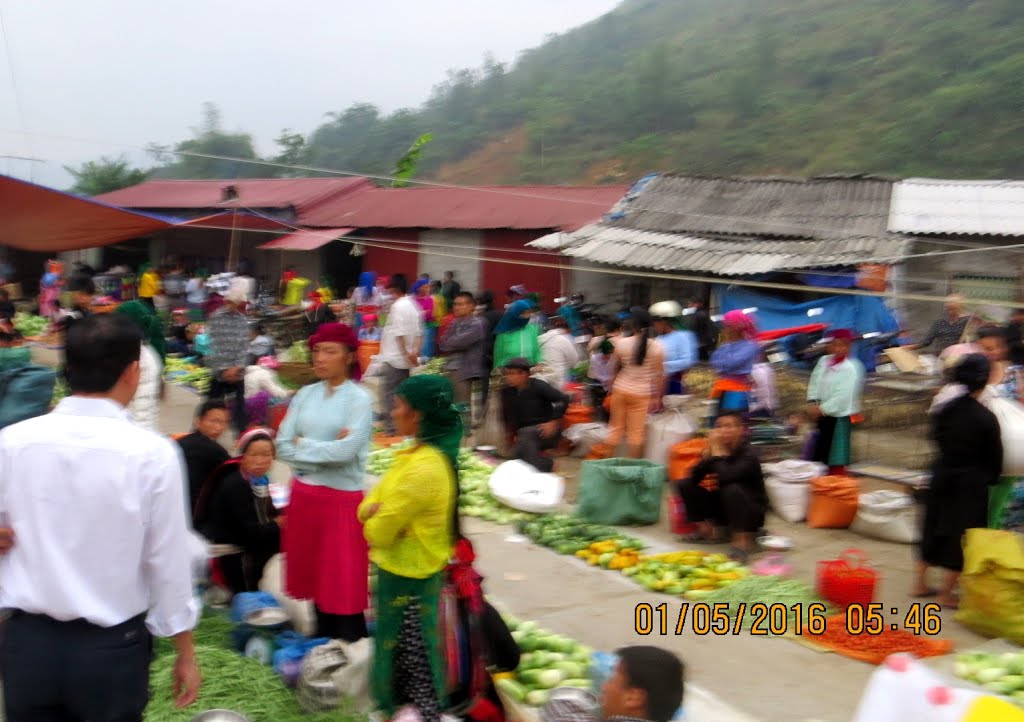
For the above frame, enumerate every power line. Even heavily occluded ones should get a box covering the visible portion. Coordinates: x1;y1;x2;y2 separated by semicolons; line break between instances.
0;2;33;180
5;125;1023;248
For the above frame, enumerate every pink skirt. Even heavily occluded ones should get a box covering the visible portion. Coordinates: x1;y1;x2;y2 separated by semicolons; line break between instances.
283;481;369;615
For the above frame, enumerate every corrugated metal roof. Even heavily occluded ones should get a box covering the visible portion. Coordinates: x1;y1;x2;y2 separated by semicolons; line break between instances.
94;178;373;216
606;174;894;238
300;185;627;231
530;224;912;275
258;227;355;251
889;178;1024;236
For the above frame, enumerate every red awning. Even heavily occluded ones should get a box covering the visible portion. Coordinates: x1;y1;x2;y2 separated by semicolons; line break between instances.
258;227;355;251
0;175;173;252
755;323;828;342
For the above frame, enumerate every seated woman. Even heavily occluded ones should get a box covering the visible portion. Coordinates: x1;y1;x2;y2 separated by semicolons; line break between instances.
677;411;768;562
194;428;282;595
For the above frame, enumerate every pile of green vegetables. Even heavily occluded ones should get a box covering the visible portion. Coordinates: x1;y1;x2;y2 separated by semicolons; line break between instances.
415;357;448;376
164;356;212;394
521;515;645;556
691;575;832;631
496;618;594;708
147;612;365;722
289;340;311;364
367;443;539;524
13;312;50;337
955;651;1024;704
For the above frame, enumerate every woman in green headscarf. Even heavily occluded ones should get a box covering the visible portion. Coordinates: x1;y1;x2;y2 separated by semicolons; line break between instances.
115;300;165;431
358;374;462;722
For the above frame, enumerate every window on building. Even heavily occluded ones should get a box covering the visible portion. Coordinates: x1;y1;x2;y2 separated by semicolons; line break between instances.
950;275;1017;303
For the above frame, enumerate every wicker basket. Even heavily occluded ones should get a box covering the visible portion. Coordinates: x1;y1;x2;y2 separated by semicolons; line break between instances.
277;361;317;387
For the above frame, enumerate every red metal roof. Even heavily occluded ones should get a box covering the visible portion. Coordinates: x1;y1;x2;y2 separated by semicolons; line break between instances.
94;177;373;216
300;185;629;231
0;175;173;252
258;227;355;251
180;211;296;232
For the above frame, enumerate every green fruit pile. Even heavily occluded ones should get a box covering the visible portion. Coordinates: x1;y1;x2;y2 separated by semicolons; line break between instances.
497;617;594;708
164;356;212;394
13;312;50;337
521;515;644;556
956;652;1024;704
623;551;748;597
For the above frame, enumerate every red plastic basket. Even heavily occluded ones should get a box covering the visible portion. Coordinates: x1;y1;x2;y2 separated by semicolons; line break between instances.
668;495;696;535
815;548;879;609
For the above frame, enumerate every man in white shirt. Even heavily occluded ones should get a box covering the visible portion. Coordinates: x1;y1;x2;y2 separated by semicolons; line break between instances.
378;273;422;433
537;315;580;390
0;313;202;720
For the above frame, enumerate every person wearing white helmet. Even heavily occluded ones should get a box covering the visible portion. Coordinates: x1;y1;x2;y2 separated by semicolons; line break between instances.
650;301;698;397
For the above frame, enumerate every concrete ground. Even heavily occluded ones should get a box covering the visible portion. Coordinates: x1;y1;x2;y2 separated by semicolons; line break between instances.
33;346;989;722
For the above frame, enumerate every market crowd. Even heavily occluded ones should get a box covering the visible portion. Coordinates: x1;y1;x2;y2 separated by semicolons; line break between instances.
0;259;689;722
4;252;1024;720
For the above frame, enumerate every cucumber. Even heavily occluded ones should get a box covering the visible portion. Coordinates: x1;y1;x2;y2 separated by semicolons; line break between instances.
495;678;528;702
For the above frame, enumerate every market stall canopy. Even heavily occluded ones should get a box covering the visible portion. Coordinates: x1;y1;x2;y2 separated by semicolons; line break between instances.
0;175;174;252
257;227;355;251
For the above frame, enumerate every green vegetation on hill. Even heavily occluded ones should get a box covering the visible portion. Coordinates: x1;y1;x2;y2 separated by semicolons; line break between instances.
75;0;1024;190
297;0;1024;183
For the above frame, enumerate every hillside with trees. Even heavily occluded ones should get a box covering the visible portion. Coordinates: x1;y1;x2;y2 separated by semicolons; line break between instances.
71;0;1024;190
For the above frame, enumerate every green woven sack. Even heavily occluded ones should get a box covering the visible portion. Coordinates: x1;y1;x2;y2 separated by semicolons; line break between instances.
577;458;666;526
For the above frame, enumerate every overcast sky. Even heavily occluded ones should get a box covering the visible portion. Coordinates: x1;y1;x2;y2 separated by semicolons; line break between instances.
0;0;621;188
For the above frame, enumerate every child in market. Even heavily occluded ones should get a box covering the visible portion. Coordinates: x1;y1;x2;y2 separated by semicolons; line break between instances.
244;355;292;427
247;323;275;366
167;308;193;356
357;314;381;342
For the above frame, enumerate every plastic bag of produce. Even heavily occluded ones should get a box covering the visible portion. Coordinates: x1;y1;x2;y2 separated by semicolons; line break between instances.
297;640;349;712
577;458;666;526
489;459;564;513
956;528;1024;645
985;396;1024;476
807;475;860;529
763;459;827;484
765;476;810;523
564;422;608;458
851;490;919;544
644;396;697;467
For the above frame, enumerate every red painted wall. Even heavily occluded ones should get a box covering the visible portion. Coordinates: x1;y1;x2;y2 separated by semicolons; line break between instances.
482;229;569;312
358;228;420;283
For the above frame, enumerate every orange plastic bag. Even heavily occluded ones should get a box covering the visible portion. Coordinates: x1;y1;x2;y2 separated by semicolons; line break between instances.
562;404;594;430
586;442;614;460
668;438;707;482
807;475;860;529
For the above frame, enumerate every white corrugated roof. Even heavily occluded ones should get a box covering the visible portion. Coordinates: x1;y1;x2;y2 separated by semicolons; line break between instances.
528;224;911;275
889;179;1024;236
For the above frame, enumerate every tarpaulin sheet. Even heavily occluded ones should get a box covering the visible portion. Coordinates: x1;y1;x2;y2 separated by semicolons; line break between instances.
718;286;899;371
0;175;173;252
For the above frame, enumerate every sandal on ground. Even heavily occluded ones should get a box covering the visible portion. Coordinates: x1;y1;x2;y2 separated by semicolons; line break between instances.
728;546;750;563
677;532;723;545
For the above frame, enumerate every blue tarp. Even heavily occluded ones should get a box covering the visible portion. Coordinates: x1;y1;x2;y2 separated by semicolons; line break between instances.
717;286;900;371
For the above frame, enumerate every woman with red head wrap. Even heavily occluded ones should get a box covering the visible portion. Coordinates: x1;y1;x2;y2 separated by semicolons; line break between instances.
806;328;865;475
276;323;372;640
708;310;761;422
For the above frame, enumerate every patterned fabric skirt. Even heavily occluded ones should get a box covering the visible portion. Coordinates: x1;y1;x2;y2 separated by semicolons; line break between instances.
283;481;368;615
814;415;852;467
372;568;444;721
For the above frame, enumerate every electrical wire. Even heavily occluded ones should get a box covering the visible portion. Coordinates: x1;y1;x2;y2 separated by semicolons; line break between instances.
5;125;1024;251
176;206;1020;310
0;2;32;173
